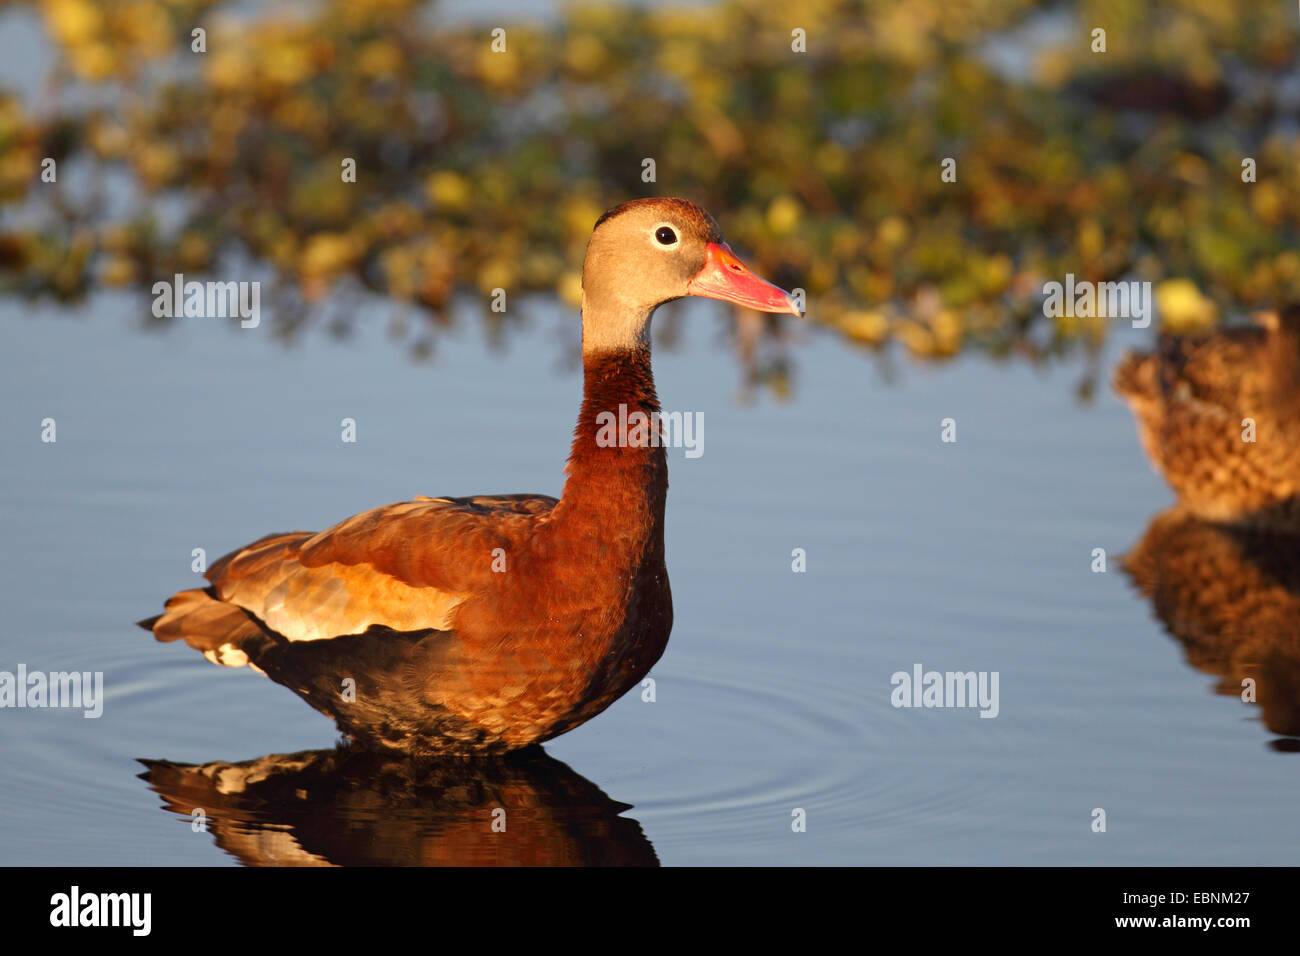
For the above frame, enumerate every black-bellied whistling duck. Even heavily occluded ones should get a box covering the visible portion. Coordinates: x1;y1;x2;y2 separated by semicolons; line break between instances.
139;198;802;755
1114;306;1300;531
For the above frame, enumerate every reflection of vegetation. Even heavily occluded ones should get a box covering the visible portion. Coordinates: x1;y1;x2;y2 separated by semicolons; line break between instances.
1;0;1298;391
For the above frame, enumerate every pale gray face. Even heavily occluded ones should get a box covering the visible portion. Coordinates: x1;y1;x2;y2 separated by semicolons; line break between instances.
580;200;720;352
579;198;797;354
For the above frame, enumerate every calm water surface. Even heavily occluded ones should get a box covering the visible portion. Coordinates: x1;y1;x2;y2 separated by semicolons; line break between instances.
1;296;1296;865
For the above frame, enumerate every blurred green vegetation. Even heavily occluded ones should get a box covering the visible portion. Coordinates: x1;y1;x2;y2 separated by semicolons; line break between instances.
1;0;1299;394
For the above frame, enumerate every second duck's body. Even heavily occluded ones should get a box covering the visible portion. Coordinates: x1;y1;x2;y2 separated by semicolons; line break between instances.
1114;308;1300;530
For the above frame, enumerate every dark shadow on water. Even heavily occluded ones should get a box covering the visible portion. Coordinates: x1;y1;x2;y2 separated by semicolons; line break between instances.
1123;508;1300;749
137;744;657;866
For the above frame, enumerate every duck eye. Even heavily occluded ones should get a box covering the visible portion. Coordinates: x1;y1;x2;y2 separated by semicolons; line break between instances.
655;226;678;246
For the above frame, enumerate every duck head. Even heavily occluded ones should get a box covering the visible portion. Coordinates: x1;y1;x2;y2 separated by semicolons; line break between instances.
580;197;802;353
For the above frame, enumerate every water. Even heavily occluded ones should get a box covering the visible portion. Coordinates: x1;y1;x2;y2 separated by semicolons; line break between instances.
1;294;1296;866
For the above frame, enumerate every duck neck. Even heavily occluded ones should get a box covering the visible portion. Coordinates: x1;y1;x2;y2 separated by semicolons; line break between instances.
1267;326;1300;414
554;345;668;555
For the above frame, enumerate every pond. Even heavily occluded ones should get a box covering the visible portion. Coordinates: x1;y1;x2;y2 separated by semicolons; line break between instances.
3;291;1296;865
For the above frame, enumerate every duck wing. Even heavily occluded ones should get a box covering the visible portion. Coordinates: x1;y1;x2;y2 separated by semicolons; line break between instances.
144;494;558;659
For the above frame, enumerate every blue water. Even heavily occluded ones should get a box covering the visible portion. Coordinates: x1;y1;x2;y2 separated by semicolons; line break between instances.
1;288;1295;865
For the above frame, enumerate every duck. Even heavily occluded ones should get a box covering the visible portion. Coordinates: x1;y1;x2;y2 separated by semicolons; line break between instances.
1113;306;1300;531
138;197;802;756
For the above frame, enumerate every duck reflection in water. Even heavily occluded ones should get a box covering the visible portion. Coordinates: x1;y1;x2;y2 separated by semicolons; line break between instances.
1123;510;1300;749
138;745;658;866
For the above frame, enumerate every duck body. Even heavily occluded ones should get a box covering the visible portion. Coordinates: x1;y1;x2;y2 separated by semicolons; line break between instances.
141;198;800;755
166;350;671;755
1114;309;1300;531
